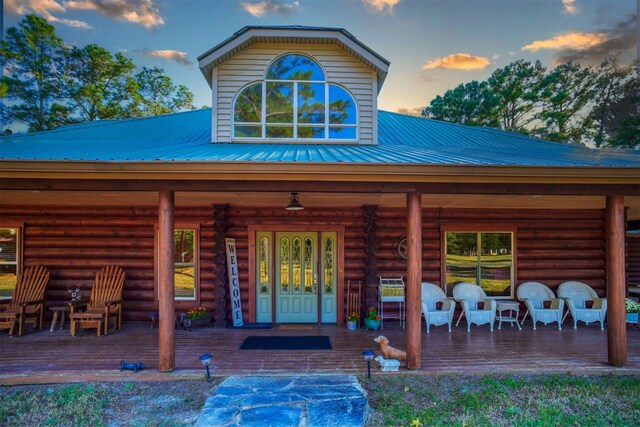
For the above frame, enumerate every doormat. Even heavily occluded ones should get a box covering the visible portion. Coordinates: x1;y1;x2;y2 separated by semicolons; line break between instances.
277;324;316;331
240;335;332;350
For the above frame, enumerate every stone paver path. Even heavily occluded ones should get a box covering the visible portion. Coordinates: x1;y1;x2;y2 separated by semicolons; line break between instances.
195;375;369;427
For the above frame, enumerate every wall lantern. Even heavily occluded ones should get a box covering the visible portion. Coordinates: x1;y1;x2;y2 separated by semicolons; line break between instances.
362;349;375;379
285;192;304;211
199;353;213;382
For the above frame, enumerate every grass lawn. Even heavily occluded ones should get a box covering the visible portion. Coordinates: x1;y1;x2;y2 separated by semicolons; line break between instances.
1;374;638;426
363;374;640;426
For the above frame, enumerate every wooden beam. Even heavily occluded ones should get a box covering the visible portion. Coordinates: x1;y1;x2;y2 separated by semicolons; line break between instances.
158;191;175;372
406;191;422;370
1;178;639;196
606;195;627;366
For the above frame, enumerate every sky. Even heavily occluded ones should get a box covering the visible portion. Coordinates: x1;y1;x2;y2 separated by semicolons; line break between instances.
3;0;638;116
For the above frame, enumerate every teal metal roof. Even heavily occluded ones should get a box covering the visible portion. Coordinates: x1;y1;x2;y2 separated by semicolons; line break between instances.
1;109;639;167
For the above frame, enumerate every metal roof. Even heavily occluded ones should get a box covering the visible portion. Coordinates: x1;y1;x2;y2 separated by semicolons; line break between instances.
1;108;639;168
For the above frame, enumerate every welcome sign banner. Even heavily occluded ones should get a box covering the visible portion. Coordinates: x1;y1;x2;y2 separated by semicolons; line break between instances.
225;238;243;327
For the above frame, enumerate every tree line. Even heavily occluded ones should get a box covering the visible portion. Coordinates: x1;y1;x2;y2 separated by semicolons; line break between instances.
422;59;639;149
1;14;195;133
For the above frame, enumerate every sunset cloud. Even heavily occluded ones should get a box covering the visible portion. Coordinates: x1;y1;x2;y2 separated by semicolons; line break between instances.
362;0;400;13
423;53;491;70
522;31;606;52
562;0;577;14
397;107;423;117
65;0;164;29
142;49;191;66
5;0;92;28
239;0;300;17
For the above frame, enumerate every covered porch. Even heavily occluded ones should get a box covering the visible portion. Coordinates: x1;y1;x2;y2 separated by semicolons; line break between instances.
1;321;639;384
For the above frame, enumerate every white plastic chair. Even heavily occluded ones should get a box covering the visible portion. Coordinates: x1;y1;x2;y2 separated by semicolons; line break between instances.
517;281;564;330
421;282;455;333
557;281;607;330
452;282;496;332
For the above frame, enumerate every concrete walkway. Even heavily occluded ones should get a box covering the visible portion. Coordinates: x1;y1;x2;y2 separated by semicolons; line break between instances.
195;375;369;427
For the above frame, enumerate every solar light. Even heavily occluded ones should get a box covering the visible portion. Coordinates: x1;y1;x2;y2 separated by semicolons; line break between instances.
362;349;375;379
199;353;212;382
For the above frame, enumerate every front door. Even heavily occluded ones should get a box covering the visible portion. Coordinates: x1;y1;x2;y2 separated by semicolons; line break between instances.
275;232;318;323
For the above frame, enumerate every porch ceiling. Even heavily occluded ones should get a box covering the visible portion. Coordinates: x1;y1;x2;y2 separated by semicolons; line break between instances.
3;190;640;220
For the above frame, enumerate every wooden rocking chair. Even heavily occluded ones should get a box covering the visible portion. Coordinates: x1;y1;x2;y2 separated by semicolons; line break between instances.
0;265;51;336
69;266;125;336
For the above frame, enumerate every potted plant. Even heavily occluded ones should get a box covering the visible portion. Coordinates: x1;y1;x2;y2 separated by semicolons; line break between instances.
626;298;640;325
187;306;210;327
346;311;360;330
364;306;381;331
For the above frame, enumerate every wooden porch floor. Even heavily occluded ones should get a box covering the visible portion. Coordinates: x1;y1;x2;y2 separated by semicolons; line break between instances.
1;321;639;383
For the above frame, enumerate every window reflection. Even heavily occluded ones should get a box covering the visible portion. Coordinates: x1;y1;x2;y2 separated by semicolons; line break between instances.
267;54;325;81
266;82;293;123
445;232;513;298
233;54;358;141
304;238;313;294
234;83;262;123
292;238;301;294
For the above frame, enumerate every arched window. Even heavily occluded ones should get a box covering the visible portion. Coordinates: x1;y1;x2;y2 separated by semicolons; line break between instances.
233;54;358;141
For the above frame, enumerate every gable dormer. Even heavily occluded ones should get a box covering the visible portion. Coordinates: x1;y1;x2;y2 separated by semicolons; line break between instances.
198;26;389;145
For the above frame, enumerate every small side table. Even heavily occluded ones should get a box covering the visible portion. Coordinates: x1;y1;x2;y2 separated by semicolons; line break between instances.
49;305;70;332
496;301;521;330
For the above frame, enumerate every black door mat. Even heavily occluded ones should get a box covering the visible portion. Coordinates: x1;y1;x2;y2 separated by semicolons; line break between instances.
239;335;332;350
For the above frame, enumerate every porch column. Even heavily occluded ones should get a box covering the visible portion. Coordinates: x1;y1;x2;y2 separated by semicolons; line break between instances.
406;191;422;370
159;191;176;372
606;195;626;366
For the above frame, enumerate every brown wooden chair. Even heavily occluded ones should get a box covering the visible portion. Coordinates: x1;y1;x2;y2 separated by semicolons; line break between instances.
0;265;51;336
69;266;125;336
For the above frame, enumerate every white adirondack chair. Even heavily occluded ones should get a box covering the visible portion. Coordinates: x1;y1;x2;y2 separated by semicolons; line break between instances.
452;282;496;332
557;281;607;330
421;282;455;333
517;281;564;330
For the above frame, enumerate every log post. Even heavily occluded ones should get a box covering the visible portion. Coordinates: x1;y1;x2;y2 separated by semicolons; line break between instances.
213;205;229;327
158;191;175;372
363;205;379;311
606;195;627;366
406;192;422;370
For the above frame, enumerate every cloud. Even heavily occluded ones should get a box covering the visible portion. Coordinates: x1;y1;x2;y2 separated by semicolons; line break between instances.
5;0;92;28
562;0;577;15
522;31;606;52
142;49;192;66
423;53;491;70
523;15;636;66
397;107;424;117
65;0;164;29
239;0;300;17
362;0;400;13
554;15;637;65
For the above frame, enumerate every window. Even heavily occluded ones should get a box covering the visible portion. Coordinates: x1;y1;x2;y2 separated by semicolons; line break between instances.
233;54;358;141
174;229;197;300
0;228;19;299
445;231;514;298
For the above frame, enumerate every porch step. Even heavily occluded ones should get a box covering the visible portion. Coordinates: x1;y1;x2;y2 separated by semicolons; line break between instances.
195;375;369;427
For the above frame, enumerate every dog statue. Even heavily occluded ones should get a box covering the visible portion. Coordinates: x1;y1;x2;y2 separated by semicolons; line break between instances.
119;360;145;373
373;335;406;362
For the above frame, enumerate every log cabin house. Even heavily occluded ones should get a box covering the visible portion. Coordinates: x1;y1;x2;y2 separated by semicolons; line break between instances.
1;26;639;370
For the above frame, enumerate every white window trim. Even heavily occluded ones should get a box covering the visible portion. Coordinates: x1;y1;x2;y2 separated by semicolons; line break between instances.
232;53;359;143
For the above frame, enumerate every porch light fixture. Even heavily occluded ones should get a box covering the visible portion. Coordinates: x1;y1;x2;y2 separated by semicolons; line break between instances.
199;353;213;382
362;349;375;379
285;192;304;211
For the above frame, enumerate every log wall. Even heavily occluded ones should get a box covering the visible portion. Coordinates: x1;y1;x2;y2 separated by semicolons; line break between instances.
627;234;640;286
1;204;610;322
